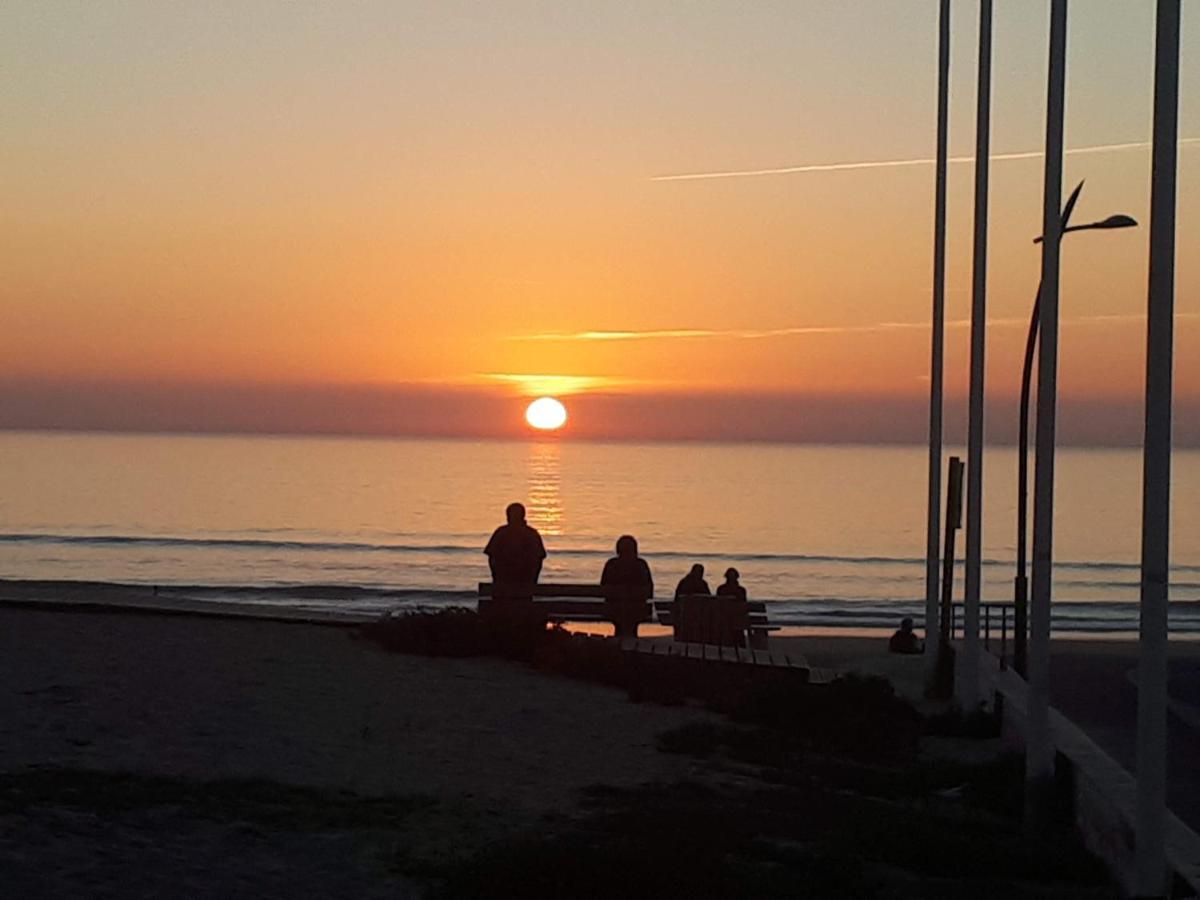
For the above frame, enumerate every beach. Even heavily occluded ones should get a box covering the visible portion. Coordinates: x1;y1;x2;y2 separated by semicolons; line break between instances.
4;600;1197;894
0;606;719;895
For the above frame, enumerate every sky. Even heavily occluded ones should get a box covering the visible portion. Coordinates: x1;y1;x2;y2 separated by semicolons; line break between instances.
2;1;1198;442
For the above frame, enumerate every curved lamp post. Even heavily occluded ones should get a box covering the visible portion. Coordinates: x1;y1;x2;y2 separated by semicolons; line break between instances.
1013;180;1137;676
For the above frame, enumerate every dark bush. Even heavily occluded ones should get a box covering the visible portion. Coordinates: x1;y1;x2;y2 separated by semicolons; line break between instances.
714;673;923;759
360;607;544;660
924;704;1002;739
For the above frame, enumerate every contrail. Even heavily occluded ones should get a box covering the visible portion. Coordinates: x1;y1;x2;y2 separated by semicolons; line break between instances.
650;137;1200;182
515;323;937;342
515;313;1200;343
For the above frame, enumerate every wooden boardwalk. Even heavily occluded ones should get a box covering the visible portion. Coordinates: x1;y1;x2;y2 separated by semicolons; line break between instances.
617;636;837;684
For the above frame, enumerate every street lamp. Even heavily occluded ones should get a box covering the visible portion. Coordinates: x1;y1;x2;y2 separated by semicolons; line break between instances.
1034;213;1139;242
1013;180;1137;676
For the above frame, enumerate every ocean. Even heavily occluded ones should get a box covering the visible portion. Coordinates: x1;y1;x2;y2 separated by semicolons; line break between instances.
1;430;1198;634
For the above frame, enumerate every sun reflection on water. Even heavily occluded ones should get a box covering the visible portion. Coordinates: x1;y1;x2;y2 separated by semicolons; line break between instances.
527;441;564;537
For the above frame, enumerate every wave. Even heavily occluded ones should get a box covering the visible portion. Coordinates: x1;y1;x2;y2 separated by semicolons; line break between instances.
0;576;475;601
3;531;1198;574
0;532;478;555
3;577;1198;634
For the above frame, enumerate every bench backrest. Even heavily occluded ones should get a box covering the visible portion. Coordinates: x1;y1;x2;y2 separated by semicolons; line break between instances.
655;594;751;646
479;582;651;601
655;597;768;614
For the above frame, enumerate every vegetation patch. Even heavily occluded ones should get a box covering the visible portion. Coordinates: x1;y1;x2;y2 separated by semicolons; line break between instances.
432;773;1111;899
0;767;433;831
925;704;1003;739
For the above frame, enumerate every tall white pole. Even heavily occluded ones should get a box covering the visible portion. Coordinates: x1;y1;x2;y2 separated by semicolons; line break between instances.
961;0;992;710
1027;0;1068;806
924;0;951;692
1136;2;1179;893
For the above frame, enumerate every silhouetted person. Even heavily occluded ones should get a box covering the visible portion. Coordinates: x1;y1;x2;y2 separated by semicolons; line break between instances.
715;567;747;602
889;617;923;655
674;563;711;600
601;535;653;595
484;502;546;589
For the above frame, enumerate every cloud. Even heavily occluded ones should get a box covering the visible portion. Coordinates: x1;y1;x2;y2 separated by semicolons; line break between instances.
650;137;1200;182
4;377;1199;446
513;313;1200;344
475;373;635;394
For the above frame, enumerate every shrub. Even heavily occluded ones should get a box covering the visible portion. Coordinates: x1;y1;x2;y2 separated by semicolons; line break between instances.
360;607;543;660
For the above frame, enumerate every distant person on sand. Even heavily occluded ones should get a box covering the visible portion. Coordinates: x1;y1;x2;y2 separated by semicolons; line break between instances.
484;502;546;588
889;617;923;655
674;563;711;600
715;567;747;602
601;535;653;595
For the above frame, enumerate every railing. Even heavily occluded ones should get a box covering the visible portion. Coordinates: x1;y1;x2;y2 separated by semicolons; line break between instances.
947;601;1013;670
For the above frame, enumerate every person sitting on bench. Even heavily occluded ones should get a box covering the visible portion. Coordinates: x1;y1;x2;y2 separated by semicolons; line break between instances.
713;567;748;645
715;567;747;602
484;502;546;595
674;563;711;600
601;534;653;596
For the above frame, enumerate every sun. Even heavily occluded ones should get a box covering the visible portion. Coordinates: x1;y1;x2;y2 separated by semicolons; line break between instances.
525;397;567;431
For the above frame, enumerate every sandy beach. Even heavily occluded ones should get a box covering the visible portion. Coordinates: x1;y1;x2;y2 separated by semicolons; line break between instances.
4;601;1196;895
0;606;716;895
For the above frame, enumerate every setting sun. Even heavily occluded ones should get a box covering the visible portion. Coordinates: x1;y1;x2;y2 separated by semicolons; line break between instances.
525;397;567;431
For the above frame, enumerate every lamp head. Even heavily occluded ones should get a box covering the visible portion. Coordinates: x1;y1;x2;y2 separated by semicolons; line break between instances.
1092;214;1138;229
1033;213;1139;243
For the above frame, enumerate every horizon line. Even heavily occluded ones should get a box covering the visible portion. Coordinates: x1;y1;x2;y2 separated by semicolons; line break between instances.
1;424;1184;450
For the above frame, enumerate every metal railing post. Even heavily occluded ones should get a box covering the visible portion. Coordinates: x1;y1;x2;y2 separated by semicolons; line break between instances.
1001;605;1008;670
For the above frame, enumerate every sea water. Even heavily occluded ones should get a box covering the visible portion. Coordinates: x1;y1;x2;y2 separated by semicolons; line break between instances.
1;431;1197;633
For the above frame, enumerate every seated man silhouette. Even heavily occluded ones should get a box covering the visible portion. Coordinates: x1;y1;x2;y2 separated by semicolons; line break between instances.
672;563;711;642
674;563;711;600
484;502;546;596
889;617;923;654
601;535;653;595
601;535;653;637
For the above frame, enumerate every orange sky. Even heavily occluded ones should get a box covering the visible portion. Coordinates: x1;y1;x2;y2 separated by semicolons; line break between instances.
2;2;1198;441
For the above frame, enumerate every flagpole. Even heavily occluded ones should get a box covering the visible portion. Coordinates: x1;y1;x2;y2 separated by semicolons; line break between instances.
924;0;951;693
960;0;992;710
1027;0;1068;814
1136;1;1180;892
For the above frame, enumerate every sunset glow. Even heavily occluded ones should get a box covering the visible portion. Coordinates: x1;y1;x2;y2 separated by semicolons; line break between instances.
525;398;568;431
1;3;1198;442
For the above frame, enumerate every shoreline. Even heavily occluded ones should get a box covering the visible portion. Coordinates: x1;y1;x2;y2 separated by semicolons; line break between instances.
3;576;1196;640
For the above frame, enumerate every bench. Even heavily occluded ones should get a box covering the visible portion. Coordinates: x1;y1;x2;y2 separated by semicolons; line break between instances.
477;582;652;638
653;596;780;650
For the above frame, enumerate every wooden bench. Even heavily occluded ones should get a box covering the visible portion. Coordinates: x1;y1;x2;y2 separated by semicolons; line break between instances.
653;595;780;650
477;582;652;638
